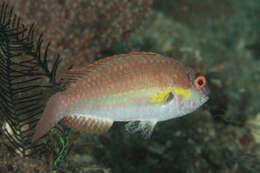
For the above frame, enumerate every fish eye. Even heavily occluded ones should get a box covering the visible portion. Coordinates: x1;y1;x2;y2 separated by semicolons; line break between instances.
194;76;206;89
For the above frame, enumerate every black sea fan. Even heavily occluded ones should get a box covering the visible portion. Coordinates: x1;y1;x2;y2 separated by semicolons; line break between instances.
0;2;62;157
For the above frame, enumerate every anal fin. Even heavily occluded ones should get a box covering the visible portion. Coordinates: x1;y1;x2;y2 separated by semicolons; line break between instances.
63;114;113;134
125;120;157;139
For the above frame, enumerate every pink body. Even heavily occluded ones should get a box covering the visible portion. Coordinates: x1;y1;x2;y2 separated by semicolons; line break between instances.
32;52;209;141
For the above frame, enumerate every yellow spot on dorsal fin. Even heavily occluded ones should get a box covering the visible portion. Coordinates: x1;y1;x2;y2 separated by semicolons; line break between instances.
151;87;191;104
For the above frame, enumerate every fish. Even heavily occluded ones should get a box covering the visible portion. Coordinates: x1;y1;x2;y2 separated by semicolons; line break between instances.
32;52;209;142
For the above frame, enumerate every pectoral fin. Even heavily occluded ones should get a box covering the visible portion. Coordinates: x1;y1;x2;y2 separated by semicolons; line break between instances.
125;120;157;138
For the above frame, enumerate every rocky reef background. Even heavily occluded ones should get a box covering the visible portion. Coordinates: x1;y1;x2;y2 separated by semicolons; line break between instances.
0;0;260;172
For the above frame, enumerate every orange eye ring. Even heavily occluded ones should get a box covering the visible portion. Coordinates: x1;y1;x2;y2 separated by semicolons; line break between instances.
194;76;206;89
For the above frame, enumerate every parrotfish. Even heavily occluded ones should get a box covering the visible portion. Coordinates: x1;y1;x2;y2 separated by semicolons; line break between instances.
32;52;209;142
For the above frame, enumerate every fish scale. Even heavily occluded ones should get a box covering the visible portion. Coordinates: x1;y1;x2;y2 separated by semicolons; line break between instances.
72;54;167;97
32;52;209;141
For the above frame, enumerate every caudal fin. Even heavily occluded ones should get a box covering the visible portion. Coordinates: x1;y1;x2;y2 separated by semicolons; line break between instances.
32;92;66;142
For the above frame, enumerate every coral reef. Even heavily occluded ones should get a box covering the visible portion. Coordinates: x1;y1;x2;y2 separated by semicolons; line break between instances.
8;0;151;72
0;2;62;157
1;0;260;172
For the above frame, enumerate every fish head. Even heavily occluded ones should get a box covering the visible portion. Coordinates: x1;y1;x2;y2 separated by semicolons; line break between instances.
174;71;209;116
150;68;209;120
189;73;209;108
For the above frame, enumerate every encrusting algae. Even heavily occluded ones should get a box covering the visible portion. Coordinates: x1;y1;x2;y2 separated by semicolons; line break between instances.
32;52;209;142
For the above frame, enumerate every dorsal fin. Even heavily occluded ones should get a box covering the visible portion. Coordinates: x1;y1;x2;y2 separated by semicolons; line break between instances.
64;51;157;75
58;52;157;89
87;51;156;69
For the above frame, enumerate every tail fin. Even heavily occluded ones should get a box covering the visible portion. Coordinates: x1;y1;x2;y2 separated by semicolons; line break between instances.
32;92;66;142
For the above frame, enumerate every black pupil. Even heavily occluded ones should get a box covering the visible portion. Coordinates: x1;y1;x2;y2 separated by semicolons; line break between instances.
198;80;203;86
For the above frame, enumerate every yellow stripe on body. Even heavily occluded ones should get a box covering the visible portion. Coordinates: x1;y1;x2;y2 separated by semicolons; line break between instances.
69;87;190;116
82;87;191;107
151;87;191;104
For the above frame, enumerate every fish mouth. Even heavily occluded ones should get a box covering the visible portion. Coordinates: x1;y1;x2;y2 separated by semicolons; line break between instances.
202;95;209;105
201;85;210;97
198;91;209;106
